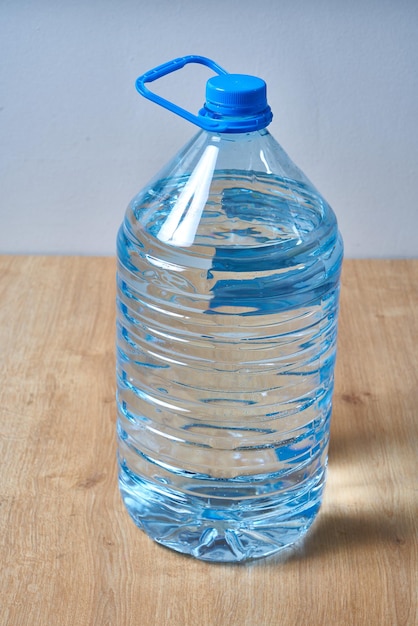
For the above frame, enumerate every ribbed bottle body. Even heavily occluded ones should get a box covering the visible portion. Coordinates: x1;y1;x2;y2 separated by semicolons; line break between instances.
116;156;343;561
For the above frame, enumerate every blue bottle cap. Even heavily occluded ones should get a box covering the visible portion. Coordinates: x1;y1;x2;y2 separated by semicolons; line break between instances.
205;74;268;116
201;74;273;132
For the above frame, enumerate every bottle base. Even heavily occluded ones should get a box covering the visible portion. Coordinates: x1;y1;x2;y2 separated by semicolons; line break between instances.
119;462;324;563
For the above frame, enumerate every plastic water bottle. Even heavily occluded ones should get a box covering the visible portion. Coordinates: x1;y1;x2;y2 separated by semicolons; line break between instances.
116;56;343;562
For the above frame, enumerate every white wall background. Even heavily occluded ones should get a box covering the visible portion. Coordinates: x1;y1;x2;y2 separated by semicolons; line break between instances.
1;0;417;257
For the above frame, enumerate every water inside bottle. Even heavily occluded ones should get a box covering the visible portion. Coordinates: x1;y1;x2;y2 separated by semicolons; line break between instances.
116;170;343;562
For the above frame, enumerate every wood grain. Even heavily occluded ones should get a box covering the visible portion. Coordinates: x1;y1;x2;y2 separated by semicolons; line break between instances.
0;257;417;626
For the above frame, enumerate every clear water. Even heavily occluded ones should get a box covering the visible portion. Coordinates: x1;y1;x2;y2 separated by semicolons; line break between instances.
116;170;343;562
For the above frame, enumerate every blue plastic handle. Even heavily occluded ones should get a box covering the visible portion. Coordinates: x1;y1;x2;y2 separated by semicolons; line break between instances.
135;55;230;132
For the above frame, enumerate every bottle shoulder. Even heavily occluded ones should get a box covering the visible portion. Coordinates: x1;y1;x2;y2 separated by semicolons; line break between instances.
122;129;342;264
130;167;335;235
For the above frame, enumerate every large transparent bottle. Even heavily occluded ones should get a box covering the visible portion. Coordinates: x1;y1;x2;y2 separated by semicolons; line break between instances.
116;56;343;562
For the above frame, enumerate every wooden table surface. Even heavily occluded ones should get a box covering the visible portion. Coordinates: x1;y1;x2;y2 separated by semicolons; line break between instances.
0;256;417;626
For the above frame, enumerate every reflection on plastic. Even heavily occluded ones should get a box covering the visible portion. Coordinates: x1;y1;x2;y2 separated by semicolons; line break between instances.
158;144;219;246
